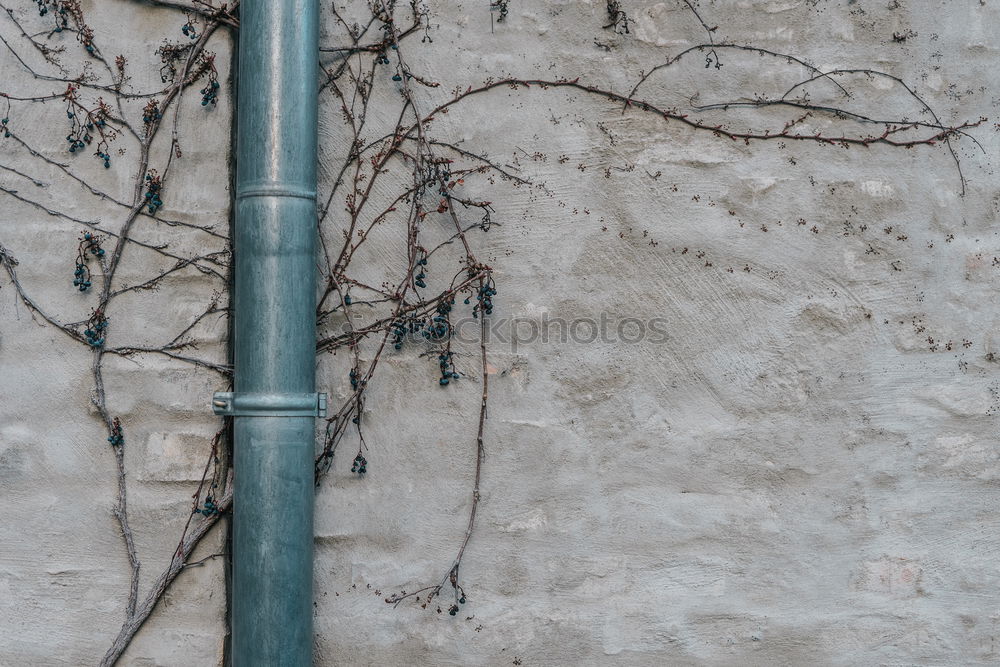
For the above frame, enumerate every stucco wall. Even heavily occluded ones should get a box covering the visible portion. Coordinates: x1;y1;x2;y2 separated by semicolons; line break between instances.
1;1;232;664
3;0;999;665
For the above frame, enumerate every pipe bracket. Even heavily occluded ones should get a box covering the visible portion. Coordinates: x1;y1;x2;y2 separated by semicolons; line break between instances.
236;184;317;201
212;392;327;417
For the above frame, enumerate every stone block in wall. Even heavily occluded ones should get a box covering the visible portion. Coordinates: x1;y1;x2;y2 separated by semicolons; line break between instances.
137;432;213;483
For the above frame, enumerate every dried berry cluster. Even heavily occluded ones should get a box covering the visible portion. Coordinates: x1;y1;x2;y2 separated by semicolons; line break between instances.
107;417;124;447
84;309;108;348
72;231;104;291
143;170;164;214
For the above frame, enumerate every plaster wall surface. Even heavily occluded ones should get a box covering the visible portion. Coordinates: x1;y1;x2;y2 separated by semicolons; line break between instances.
0;1;232;664
2;1;999;666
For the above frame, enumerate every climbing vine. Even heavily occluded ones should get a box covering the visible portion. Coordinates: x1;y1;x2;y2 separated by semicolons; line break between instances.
0;0;991;663
1;0;235;663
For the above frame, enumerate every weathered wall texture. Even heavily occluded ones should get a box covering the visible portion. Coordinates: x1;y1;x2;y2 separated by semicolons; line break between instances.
1;1;232;664
2;0;999;665
310;1;1000;665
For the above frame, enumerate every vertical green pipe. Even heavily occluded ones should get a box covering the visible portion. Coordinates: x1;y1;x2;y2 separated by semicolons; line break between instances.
233;0;318;663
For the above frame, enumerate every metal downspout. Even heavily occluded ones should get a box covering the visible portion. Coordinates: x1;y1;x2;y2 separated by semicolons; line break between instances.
215;1;320;663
